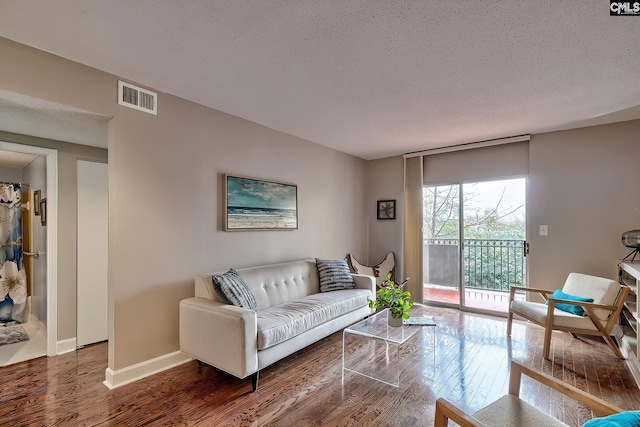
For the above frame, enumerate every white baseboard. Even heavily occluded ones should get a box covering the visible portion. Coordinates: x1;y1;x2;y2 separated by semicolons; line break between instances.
56;337;77;355
103;351;193;390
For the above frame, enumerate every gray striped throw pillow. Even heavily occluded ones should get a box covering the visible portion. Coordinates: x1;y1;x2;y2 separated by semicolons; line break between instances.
212;269;258;311
316;258;356;292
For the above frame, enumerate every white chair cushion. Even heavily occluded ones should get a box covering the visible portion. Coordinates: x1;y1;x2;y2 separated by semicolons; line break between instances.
473;395;569;427
562;273;620;320
511;300;599;330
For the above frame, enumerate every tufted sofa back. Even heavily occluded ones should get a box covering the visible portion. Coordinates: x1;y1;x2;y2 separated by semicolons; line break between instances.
195;259;320;310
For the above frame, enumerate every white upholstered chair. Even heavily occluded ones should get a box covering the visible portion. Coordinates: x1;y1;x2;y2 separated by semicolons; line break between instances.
434;361;622;427
507;272;629;359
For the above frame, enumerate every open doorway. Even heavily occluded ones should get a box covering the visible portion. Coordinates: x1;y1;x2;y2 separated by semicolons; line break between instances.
0;148;52;366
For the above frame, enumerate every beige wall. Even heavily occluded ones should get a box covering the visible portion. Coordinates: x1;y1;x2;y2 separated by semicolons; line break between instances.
367;120;640;302
0;38;368;371
367;156;405;279
108;95;368;368
0;166;24;182
527;120;640;291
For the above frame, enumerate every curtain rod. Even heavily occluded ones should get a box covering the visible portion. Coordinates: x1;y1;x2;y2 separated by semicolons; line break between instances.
403;134;530;159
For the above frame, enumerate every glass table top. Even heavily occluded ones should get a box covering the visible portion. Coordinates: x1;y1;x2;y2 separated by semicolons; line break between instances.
344;304;434;344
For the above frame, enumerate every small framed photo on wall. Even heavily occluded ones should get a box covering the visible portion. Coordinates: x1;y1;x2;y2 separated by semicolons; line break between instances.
33;190;41;216
377;199;396;220
40;198;47;226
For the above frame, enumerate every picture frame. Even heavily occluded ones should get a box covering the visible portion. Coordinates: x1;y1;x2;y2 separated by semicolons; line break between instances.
33;190;41;216
377;199;396;220
40;198;47;226
224;174;298;231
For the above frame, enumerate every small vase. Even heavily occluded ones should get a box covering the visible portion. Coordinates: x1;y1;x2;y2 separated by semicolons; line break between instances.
387;310;403;327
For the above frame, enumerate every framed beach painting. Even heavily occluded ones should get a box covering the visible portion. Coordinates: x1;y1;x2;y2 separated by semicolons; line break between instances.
224;174;298;231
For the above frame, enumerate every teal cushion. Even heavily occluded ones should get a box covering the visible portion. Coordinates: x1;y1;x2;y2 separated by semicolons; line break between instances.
582;411;640;426
548;289;594;316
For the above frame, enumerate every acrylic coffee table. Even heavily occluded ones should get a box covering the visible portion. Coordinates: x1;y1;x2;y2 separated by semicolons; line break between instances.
342;304;436;387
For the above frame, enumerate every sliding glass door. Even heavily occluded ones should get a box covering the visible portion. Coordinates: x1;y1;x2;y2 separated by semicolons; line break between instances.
423;178;526;313
423;184;461;305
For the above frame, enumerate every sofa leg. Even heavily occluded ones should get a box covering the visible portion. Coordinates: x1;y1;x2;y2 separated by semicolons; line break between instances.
251;372;259;392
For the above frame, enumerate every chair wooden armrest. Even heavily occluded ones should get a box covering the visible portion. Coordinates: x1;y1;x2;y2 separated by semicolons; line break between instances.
547;298;617;311
434;397;487;427
510;361;622;416
509;285;554;303
510;285;554;294
433;361;622;427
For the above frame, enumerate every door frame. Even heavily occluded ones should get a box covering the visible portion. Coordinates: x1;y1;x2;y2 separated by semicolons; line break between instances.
0;140;58;356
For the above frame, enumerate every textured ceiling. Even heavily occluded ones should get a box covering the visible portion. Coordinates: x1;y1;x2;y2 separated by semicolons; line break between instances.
0;1;639;160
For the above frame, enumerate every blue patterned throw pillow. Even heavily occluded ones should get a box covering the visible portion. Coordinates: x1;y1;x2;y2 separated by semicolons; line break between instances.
211;269;258;311
316;258;356;292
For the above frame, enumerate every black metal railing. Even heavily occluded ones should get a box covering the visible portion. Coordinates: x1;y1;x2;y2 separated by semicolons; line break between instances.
424;238;526;292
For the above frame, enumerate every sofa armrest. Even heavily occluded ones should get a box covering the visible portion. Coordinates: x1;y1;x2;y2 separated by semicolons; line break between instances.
352;273;376;311
352;273;376;293
179;297;258;379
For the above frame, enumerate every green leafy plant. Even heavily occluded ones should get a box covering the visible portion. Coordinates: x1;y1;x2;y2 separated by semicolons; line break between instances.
367;274;414;320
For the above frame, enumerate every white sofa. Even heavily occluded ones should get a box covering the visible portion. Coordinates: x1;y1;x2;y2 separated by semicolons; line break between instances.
179;259;375;391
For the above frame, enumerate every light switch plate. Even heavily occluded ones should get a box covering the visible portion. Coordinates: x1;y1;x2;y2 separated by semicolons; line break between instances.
539;225;548;236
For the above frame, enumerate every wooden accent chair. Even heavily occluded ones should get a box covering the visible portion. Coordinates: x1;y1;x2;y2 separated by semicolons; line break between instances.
434;360;622;427
506;273;629;359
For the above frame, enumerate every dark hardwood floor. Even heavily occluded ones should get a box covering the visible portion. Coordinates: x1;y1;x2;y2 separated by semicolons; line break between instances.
1;306;639;426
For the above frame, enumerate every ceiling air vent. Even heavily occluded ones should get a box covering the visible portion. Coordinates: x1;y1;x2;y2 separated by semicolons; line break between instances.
118;80;157;115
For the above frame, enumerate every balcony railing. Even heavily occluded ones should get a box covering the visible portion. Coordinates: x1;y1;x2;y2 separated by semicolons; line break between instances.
424;238;526;292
